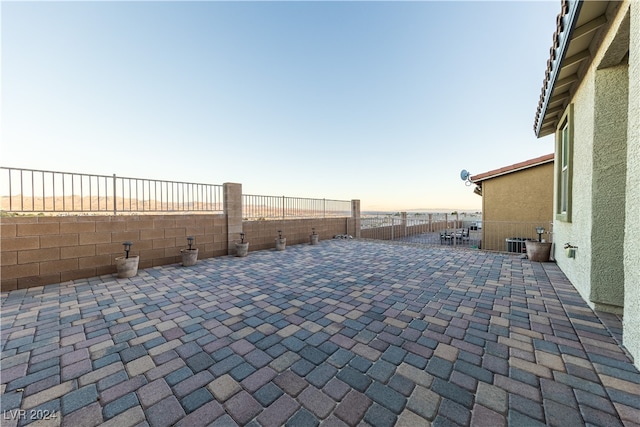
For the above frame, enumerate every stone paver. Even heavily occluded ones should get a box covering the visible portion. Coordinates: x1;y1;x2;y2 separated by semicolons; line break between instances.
2;239;639;426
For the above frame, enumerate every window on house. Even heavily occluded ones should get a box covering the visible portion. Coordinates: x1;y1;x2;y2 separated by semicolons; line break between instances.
556;104;573;222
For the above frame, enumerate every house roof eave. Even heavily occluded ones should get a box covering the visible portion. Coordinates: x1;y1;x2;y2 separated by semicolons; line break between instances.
534;1;612;139
470;153;555;183
534;0;583;138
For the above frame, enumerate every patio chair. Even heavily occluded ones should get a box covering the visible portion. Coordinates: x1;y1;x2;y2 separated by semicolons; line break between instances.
440;230;453;244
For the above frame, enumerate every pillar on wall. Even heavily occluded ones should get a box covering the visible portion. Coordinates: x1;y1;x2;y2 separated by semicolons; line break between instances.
224;183;243;255
352;200;361;238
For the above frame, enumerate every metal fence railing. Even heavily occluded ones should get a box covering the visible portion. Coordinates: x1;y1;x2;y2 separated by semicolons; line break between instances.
242;194;351;220
360;214;553;254
1;167;224;215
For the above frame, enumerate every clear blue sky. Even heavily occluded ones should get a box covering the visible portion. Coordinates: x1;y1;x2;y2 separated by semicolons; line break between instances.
1;1;558;211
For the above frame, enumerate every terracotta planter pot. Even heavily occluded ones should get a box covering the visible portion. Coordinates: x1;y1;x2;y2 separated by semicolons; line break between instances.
310;234;319;245
115;256;139;278
181;248;198;266
526;241;552;262
275;238;286;251
235;242;249;257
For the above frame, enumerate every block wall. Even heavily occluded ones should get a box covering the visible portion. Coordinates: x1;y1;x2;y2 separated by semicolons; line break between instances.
241;218;351;252
0;214;227;291
0;214;356;291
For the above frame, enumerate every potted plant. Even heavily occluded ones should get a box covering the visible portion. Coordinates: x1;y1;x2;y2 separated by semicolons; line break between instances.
235;233;249;257
181;236;199;267
526;227;553;262
310;227;319;245
275;230;286;251
115;241;139;278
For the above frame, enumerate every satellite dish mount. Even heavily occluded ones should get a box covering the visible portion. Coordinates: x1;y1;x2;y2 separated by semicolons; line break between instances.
460;169;472;187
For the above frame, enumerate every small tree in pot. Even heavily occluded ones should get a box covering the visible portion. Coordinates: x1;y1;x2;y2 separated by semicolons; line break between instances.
181;236;199;267
115;241;139;278
275;230;286;251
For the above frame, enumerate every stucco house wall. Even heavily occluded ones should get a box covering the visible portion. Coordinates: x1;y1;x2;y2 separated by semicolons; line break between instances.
552;76;594;306
541;0;638;364
624;1;640;369
479;162;554;252
481;162;554;223
553;3;630;313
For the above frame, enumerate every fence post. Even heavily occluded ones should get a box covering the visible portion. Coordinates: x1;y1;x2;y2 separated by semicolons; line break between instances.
224;183;243;255
391;217;395;240
453;212;458;247
401;212;407;237
428;213;433;232
351;200;361;238
113;174;117;215
282;195;285;219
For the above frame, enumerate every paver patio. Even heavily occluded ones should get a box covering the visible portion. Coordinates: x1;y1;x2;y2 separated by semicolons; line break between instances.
1;239;639;427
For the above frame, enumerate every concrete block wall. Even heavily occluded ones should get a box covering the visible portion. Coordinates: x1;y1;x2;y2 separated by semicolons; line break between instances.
241;218;352;252
1;188;360;291
359;219;456;241
360;224;406;240
0;214;228;291
0;215;356;291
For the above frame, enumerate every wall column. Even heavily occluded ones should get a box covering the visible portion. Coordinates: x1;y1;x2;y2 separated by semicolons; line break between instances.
590;64;628;312
351;200;361;238
224;183;243;255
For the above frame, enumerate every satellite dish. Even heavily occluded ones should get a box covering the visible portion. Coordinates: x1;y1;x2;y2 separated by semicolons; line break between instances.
460;169;472;187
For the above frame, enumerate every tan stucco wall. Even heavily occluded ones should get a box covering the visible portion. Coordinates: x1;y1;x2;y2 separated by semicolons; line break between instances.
624;1;640;366
480;162;554;251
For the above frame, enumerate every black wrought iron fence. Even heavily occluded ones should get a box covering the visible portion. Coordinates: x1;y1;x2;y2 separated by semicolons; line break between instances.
360;213;553;253
1;167;224;215
242;194;351;220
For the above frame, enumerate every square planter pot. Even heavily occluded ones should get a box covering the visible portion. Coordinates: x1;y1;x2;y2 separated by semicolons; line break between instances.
526;241;552;262
181;248;199;266
235;242;249;257
275;238;286;251
115;256;139;278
